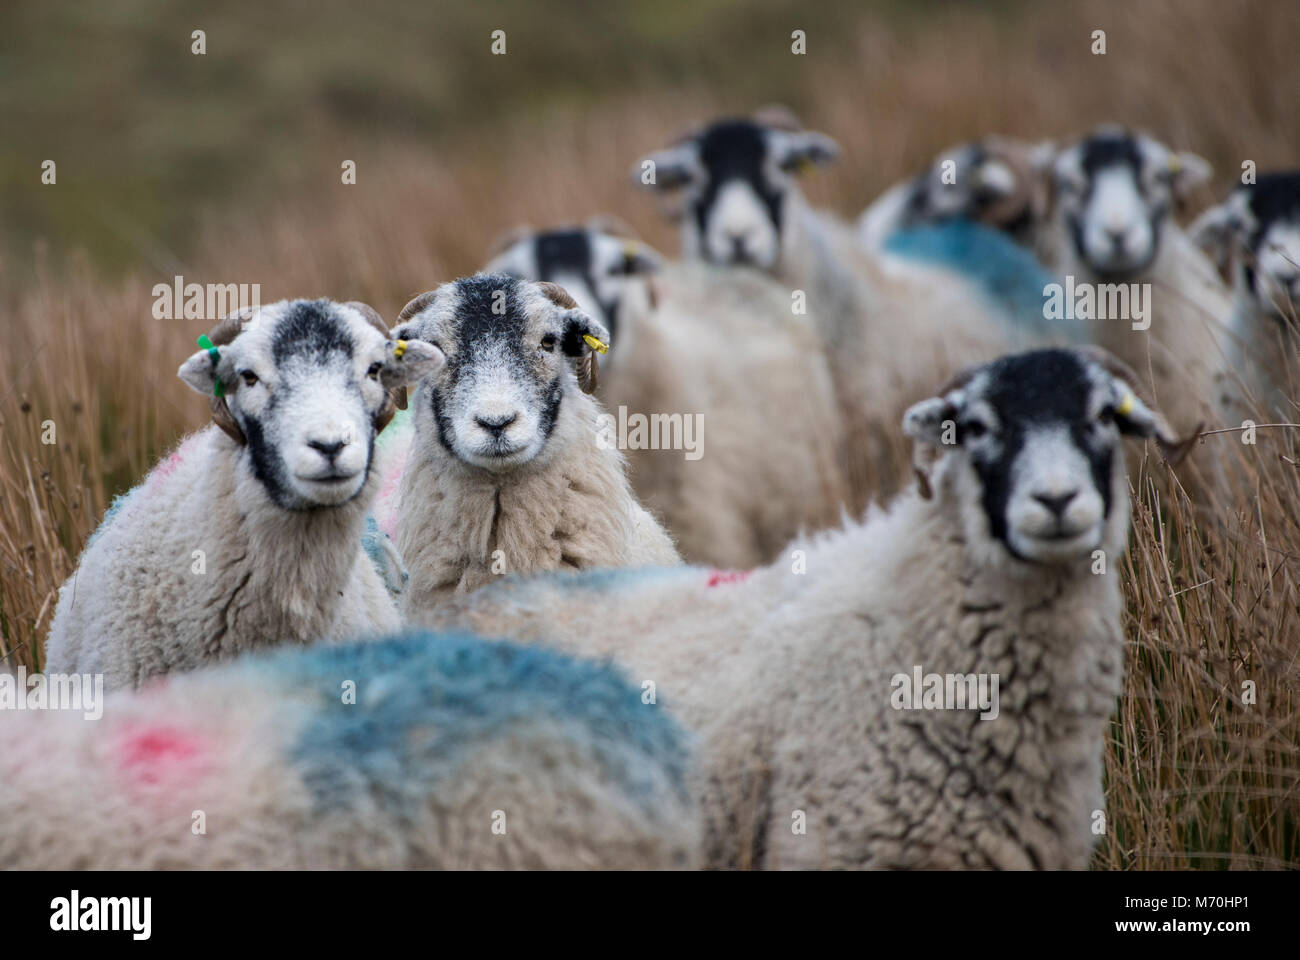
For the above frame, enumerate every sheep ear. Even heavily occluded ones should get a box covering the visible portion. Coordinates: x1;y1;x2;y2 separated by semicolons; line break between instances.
612;239;664;276
1110;383;1199;465
1189;202;1243;274
633;145;697;191
560;309;610;395
1076;346;1198;465
902;396;958;447
178;350;219;396
382;339;444;389
771;130;840;174
1168;151;1212;197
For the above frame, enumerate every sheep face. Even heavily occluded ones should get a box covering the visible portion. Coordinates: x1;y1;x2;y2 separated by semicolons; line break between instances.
485;225;662;343
1052;128;1210;279
637;117;838;270
904;348;1177;566
1192;172;1300;319
178;300;443;509
903;137;1055;240
394;275;609;473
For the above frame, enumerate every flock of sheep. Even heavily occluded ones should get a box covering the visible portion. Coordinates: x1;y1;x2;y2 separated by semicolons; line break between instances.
4;108;1297;869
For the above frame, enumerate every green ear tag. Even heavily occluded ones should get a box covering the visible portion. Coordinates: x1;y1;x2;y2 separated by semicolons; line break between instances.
197;334;224;396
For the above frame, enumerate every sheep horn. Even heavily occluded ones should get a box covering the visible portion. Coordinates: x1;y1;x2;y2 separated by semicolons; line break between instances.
345;301;408;423
205;310;256;445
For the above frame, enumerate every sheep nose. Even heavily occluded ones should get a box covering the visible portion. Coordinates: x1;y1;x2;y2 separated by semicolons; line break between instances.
1033;490;1078;518
727;232;751;260
1105;226;1128;247
475;412;518;436
308;438;347;461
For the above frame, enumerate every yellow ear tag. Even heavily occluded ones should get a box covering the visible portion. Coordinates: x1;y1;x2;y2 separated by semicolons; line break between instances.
1167;155;1182;174
582;334;609;354
393;339;408;359
1117;392;1136;417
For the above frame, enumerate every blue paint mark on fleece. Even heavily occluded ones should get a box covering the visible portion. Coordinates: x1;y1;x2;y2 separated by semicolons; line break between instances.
511;563;698;595
885;219;1087;344
360;515;407;596
274;631;692;814
85;488;138;550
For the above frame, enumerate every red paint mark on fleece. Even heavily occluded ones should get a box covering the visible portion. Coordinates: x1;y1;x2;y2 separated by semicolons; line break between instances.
145;433;197;494
116;723;208;787
706;569;752;588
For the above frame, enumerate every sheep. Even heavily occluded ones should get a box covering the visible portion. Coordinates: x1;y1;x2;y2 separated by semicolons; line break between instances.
1190;170;1300;416
1032;126;1236;434
484;220;849;568
635;107;1037;507
390;274;681;618
42;299;443;689
857;136;1086;345
858;135;1056;254
0;630;699;869
418;346;1191;870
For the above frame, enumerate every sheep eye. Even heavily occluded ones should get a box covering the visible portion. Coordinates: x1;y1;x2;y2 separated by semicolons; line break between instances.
240;371;259;387
367;362;383;380
1097;406;1115;426
540;334;557;352
960;419;988;440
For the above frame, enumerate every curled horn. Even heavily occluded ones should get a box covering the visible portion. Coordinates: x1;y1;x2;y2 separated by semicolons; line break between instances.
1074;345;1199;465
397;289;440;324
345;301;408;427
537;281;600;394
205;309;255;445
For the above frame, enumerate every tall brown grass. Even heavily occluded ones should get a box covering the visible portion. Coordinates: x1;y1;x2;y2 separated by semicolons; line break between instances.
1;0;1297;867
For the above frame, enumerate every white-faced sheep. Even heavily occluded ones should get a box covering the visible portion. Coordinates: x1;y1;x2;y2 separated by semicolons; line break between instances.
635;108;1035;506
1035;126;1235;434
1191;170;1300;416
390;274;681;618
1;631;699;869
421;347;1190;870
42;299;442;689
485;221;849;568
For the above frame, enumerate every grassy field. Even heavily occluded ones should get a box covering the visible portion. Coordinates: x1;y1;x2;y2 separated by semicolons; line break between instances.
2;0;1298;868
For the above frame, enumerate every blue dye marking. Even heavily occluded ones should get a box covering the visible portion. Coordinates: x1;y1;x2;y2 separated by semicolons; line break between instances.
885;219;1087;343
85;489;138;549
272;631;692;814
360;515;407;596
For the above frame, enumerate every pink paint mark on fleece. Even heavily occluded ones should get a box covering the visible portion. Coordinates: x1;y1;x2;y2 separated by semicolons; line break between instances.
145;433;198;495
706;569;752;588
116;723;210;788
374;447;409;539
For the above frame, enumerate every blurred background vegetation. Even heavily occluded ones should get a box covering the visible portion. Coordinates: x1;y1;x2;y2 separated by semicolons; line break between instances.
2;0;957;275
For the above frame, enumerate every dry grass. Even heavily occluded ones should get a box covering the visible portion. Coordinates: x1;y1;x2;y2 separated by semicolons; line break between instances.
2;0;1298;867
